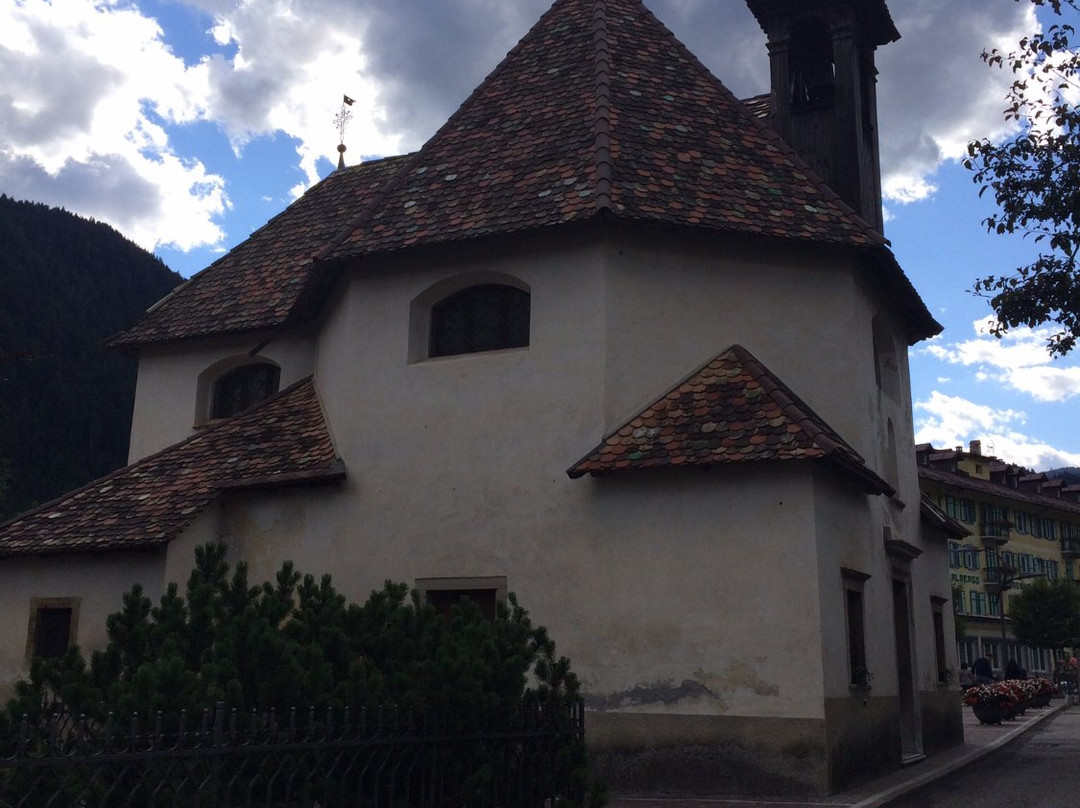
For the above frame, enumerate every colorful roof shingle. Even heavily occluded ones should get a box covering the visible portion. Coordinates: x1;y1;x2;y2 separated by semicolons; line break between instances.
108;155;411;350
0;379;342;557
324;0;885;260
110;0;938;351
920;493;971;539
567;344;892;495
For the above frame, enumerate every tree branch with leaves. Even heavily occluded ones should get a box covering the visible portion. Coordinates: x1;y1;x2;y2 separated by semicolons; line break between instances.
966;0;1080;355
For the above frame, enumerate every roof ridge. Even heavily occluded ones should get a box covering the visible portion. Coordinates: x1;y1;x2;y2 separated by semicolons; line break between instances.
643;24;886;248
589;0;614;214
732;344;848;458
132;163;369;326
919;465;1080;516
315;0;582;265
567;343;889;494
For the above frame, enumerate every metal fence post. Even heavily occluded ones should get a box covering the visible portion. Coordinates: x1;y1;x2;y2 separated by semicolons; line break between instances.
210;701;224;808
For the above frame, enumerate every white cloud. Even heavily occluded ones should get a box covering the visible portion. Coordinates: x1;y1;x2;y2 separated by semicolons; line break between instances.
0;0;226;250
921;319;1080;402
0;0;1053;257
914;391;1080;470
199;3;398;191
876;0;1035;204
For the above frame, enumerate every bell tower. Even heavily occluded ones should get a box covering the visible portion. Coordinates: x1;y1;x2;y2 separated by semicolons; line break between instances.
746;0;898;233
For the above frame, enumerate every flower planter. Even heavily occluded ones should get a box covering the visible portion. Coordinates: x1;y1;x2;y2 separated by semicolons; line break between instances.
1029;693;1051;709
971;703;1006;725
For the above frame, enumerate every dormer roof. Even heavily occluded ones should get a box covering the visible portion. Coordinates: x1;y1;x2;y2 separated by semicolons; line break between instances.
567;343;892;495
0;379;342;557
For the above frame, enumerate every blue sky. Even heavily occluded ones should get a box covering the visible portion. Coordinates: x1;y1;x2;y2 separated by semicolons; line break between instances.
2;0;1078;469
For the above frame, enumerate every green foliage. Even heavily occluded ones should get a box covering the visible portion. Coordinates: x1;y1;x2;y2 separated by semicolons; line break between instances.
1009;576;1080;649
0;195;182;519
6;544;580;719
965;0;1080;356
2;544;596;801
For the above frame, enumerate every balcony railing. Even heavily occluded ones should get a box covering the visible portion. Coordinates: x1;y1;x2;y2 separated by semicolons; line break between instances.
980;522;1011;543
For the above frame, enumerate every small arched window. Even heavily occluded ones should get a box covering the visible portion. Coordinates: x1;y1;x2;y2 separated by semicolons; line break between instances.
210;363;280;419
429;283;530;358
872;316;900;401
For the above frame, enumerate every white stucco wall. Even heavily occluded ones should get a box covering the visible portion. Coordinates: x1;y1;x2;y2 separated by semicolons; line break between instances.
111;222;937;732
128;329;318;463
601;233;873;451
0;549;165;699
200;461;827;719
127;226;930;723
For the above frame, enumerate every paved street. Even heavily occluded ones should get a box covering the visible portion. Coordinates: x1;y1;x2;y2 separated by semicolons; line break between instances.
883;707;1080;808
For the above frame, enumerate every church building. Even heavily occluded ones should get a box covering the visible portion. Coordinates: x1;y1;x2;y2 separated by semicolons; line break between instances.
0;0;963;794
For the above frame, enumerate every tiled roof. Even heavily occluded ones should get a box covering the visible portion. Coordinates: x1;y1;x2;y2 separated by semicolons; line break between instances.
111;0;938;350
567;344;892;495
108;155;411;349
741;93;773;120
918;466;1080;518
324;0;885;262
920;493;971;539
0;379;342;557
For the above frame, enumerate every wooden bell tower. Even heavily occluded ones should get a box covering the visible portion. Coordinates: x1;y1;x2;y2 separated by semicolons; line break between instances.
746;0;899;234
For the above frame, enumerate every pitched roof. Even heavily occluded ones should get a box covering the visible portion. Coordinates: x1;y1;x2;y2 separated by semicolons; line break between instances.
108;155;411;350
920;493;971;539
110;0;938;351
0;379;342;557
567;344;892;495
918;465;1080;519
324;0;885;261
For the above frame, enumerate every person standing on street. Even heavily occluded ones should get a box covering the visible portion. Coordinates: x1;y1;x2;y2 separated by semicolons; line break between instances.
972;654;994;684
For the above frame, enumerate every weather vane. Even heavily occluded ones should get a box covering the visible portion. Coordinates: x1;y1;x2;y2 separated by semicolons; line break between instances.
334;94;355;169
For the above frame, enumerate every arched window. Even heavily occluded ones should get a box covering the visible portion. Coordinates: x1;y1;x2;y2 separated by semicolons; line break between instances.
210;363;280;419
429;283;530;358
872;315;900;400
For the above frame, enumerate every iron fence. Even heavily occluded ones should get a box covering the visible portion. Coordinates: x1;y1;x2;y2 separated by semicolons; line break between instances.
0;700;585;808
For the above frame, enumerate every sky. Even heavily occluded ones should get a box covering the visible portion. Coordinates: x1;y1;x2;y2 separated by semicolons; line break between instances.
1;0;1078;471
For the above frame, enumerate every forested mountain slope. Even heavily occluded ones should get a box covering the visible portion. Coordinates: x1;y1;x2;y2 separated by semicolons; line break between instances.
0;195;182;519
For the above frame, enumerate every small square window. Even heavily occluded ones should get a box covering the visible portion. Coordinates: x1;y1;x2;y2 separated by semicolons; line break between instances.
26;598;79;660
416;576;508;621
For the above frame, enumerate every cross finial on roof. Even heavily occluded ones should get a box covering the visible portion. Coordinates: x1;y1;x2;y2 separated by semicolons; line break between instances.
334;94;354;170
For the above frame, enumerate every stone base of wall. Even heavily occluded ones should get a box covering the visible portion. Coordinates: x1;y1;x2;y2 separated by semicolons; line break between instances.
919;687;964;755
588;694;963;797
824;694;901;793
586;712;828;796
